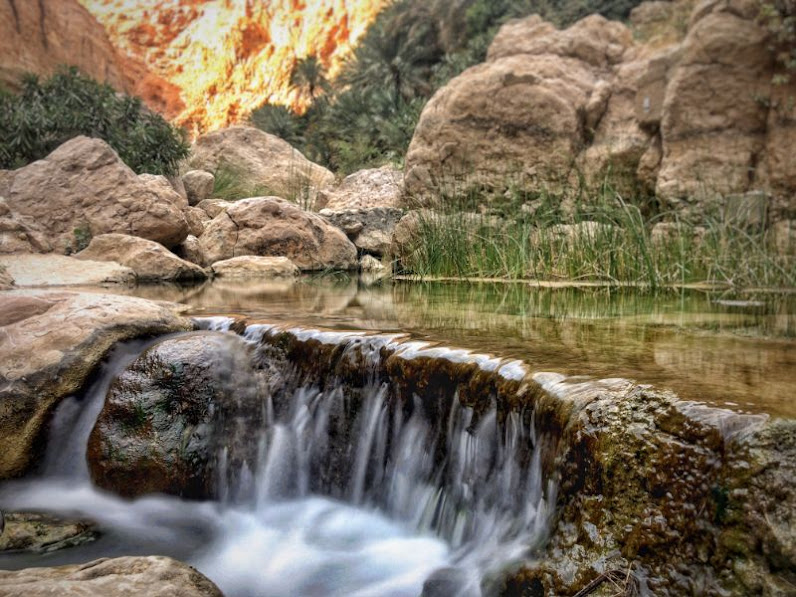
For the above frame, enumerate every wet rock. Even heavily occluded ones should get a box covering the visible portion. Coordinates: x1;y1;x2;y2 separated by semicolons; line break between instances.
0;254;135;287
199;197;357;271
0;290;191;479
88;332;283;499
0;512;97;553
0;137;189;252
316;166;405;210
76;233;207;282
211;255;299;279
319;207;404;257
182;170;215;206
189;126;334;205
0;555;223;597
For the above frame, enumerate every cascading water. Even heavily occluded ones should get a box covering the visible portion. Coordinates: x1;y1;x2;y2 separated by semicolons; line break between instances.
0;320;558;596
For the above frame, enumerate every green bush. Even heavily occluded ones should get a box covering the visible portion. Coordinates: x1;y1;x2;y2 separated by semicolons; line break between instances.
0;67;189;175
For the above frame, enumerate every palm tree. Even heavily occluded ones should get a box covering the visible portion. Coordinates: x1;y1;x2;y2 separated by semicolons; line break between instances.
289;55;329;103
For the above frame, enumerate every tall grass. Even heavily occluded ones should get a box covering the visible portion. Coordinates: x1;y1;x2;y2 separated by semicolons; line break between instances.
398;184;795;290
210;160;317;210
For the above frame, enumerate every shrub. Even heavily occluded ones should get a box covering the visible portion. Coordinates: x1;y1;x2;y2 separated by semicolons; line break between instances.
0;67;189;175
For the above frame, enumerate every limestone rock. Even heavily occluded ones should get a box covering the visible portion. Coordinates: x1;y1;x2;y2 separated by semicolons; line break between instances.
0;556;223;597
0;265;13;290
0;512;96;553
76;234;207;282
0;198;52;254
0;137;189;252
88;333;275;498
184;206;209;238
174;235;207;266
360;254;386;272
0;254;135;287
211;255;299;279
0;291;191;478
196;199;235;219
199;197;357;271
319;207;404;257
183;170;216;206
316;167;405;210
138;173;188;209
189;126;334;204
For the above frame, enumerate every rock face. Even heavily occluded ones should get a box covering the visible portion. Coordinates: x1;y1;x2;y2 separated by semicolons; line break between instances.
0;556;223;597
0;254;135;287
319;207;405;257
183;170;216;206
0;265;14;290
199;197;358;270
0;137;189;253
316;167;405;210
189;126;335;204
88;332;279;499
0;291;191;479
76;234;207;282
211;255;300;279
405;3;796;222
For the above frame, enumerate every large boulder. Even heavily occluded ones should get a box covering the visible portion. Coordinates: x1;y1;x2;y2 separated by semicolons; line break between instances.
182;170;215;206
76;234;207;282
199;197;357;270
316;166;405;210
189;126;335;204
0;137;189;252
88;332;279;499
404;15;633;200
0;556;223;597
319;207;405;257
0;254;135;287
211;255;300;279
0;291;191;478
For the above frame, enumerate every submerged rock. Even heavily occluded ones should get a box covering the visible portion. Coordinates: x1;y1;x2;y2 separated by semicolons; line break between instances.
0;291;191;479
0;512;97;553
0;555;223;597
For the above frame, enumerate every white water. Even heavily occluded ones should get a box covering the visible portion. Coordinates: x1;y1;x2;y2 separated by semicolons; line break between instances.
0;324;556;596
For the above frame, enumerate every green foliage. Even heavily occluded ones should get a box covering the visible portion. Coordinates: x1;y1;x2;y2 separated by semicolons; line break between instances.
210;162;271;201
290;55;330;102
0;67;189;175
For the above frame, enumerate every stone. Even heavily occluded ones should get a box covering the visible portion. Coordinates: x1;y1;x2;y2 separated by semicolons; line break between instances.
0;555;223;597
0;512;96;553
88;332;278;498
211;255;300;279
0;254;135;287
0;265;13;290
199;197;357;271
0;290;191;478
771;220;795;256
196;199;235;219
139;173;188;209
184;206;209;238
174;235;207;266
359;254;386;272
189;126;334;204
183;170;216;206
316;167;405;210
319;207;405;257
0;137;189;252
0;198;52;254
76;234;207;282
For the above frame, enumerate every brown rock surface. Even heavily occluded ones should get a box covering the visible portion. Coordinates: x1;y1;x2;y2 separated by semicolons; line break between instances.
0;291;191;478
0;555;223;597
76;234;206;281
0;137;189;252
0;512;96;553
189;126;335;204
211;255;300;278
199;197;357;270
316;167;405;210
183;170;216;206
0;254;135;287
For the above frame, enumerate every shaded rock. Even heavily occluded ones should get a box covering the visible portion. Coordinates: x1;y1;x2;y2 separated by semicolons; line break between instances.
196;198;235;219
0;555;223;597
184;206;209;238
359;254;386;273
189;126;334;204
174;235;207;266
0;291;191;478
183;170;215;206
88;332;278;498
199;197;357;271
0;254;135;287
319;207;404;257
76;234;207;282
0;265;13;290
0;512;97;553
0;198;52;254
0;137;189;252
211;255;299;279
316;166;405;210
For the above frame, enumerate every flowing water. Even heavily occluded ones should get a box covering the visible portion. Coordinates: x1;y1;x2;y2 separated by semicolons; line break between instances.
0;320;555;596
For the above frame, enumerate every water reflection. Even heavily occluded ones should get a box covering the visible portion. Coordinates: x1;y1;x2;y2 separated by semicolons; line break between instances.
104;277;796;417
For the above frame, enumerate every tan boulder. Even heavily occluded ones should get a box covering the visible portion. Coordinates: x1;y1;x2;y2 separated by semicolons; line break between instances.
0;137;189;252
184;206;209;237
174;235;207;266
183;170;216;206
196;198;236;219
0;198;52;253
76;234;207;281
0;290;191;478
316;167;405;210
0;254;135;287
189;126;334;204
0;556;223;597
199;197;357;270
211;255;300;278
138;173;188;209
0;264;13;290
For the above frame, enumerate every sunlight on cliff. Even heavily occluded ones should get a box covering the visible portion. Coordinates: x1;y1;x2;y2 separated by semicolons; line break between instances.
79;0;388;135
